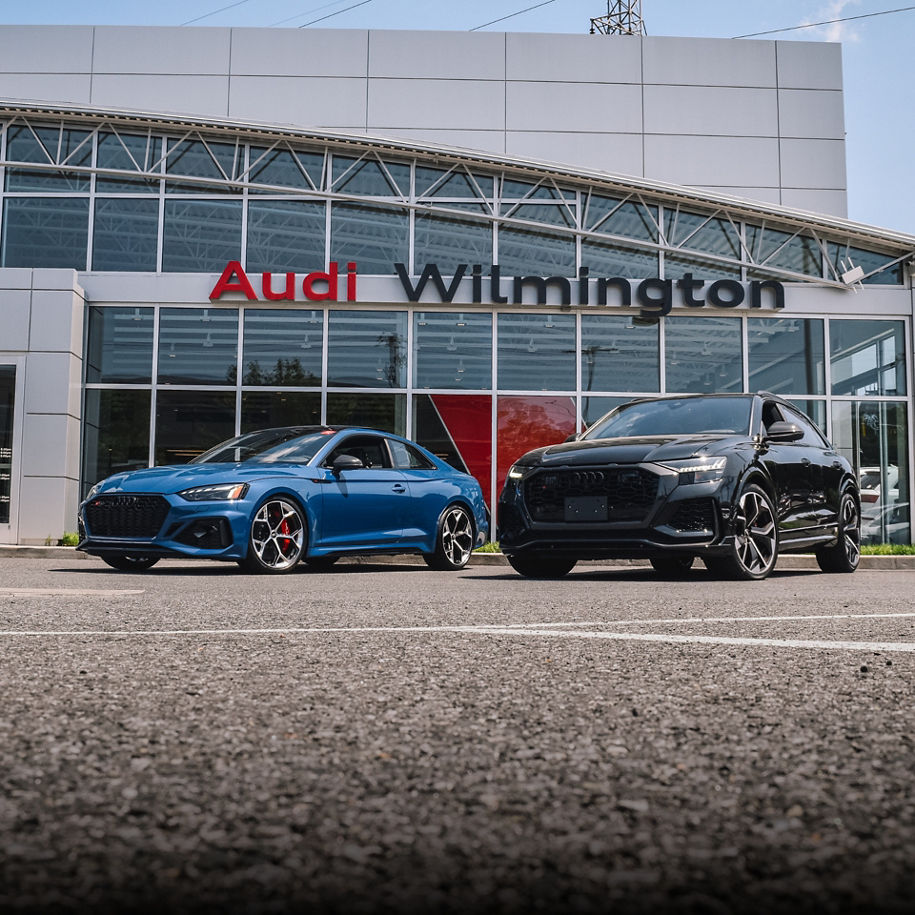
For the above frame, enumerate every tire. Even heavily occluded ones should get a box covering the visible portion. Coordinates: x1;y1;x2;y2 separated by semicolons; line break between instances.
649;555;694;577
101;554;159;572
241;497;307;574
706;484;778;581
305;555;339;570
816;491;861;574
506;554;577;579
423;504;475;571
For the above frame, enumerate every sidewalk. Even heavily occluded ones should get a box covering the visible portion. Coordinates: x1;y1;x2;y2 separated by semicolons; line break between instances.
1;544;913;570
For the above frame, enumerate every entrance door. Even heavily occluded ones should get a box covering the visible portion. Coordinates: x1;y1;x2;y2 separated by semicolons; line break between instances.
0;359;23;544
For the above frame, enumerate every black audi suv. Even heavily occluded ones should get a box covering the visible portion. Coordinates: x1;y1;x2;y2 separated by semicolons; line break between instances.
498;393;860;580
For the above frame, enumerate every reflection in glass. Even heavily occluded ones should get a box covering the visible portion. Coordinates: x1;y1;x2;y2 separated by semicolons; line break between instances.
416;166;493;199
242;310;323;386
581;315;659;393
241;391;321;431
585;196;658;241
788;399;827;435
330;203;408;274
86;307;155;384
246;200;325;272
326;393;406;434
1;198;89;269
827;242;903;285
4;125;92;192
830;320;906;396
748;318;825;396
665;210;741;260
413;213;492;274
96;132;161;192
82;389;151;492
497;313;575;391
497;225;575;275
414;312;492;390
582;395;632;429
162;200;242;272
665;317;742;394
166;138;241;191
155;390;236;464
157;308;238;385
747;225;822;277
92;198;159;271
247;146;316;191
327;311;407;388
581;239;658;279
664;251;741;282
332;156;410;195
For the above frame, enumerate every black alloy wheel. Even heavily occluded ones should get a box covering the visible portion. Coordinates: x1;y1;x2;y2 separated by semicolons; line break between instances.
424;504;475;571
242;497;307;573
507;554;578;579
815;491;861;573
649;555;695;577
705;483;778;581
101;554;160;572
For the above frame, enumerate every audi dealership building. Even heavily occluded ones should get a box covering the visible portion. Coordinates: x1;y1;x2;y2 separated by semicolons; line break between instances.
0;24;912;545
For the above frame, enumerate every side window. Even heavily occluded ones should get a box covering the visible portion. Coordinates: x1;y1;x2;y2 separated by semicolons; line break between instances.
325;435;391;469
389;439;436;470
762;401;785;431
783;407;828;448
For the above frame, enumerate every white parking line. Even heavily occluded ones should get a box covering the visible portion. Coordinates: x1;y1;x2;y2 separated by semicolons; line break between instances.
0;610;912;652
0;588;145;597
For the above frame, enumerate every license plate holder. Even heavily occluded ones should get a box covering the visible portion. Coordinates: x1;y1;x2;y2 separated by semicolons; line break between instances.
564;495;608;522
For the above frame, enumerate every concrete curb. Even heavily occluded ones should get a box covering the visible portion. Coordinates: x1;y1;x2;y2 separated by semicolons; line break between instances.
1;544;913;570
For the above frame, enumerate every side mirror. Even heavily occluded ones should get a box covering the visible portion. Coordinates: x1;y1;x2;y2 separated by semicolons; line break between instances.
564;433;579;443
765;421;803;442
332;454;364;473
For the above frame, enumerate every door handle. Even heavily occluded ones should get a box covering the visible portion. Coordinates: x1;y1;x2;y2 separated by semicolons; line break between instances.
392;484;406;493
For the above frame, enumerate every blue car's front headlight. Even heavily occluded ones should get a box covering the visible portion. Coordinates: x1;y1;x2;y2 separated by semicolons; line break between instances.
178;483;249;501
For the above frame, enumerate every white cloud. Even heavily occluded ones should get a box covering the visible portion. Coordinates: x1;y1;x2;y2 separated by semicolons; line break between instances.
804;0;862;43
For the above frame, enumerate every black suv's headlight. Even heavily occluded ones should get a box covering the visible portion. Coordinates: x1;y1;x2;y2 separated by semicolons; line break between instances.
506;463;527;481
659;456;727;485
178;483;249;501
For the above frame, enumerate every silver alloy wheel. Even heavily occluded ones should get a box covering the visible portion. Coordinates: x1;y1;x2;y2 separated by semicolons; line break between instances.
251;499;305;571
440;505;474;567
841;495;861;567
733;488;777;575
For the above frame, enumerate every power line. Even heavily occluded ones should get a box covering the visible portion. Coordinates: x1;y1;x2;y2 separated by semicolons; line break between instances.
299;0;375;28
269;1;352;28
470;0;558;32
734;4;915;38
180;0;256;26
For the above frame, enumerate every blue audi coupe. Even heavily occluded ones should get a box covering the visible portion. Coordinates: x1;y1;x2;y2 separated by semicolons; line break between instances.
78;426;489;573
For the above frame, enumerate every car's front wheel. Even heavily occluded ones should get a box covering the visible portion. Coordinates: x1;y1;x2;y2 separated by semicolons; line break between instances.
815;491;861;574
650;555;694;577
507;554;577;579
241;497;307;573
706;484;778;581
101;554;159;572
423;504;475;570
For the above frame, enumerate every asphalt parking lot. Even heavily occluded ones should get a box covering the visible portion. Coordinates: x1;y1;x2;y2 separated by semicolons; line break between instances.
1;556;914;914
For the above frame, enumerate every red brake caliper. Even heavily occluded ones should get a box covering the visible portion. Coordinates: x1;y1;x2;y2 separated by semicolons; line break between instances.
279;516;291;555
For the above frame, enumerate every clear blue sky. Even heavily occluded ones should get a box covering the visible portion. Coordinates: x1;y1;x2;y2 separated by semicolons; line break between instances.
4;1;913;234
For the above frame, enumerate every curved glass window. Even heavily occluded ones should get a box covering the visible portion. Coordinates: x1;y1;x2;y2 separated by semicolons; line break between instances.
242;310;323;386
498;225;575;275
830;320;906;397
665;316;742;394
581;239;658;279
246;200;325;273
417;166;493;199
162;199;242;272
414;312;492;390
585;196;658;242
157;308;238;385
5;125;91;192
327;310;407;388
827;242;904;285
92;198;159;272
332;155;409;196
414;213;492;274
748;318;825;396
747;225;822;277
581;315;659;393
86;307;155;384
247;146;319;192
166;138;242;191
1;197;88;268
96;131;160;192
330;203;408;274
664;251;741;282
497;313;575;391
666;210;741;259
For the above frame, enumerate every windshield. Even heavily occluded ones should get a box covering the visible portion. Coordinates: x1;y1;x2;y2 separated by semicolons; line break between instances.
583;396;753;440
192;428;334;464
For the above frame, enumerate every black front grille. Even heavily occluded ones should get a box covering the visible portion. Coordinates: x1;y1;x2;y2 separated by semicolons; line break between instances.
524;467;659;523
669;498;716;533
84;494;169;539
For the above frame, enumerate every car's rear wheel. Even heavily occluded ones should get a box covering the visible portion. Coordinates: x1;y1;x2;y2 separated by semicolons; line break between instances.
649;555;694;577
706;484;778;581
423;504;475;570
241;497;307;574
101;554;159;572
507;554;577;579
816;491;861;573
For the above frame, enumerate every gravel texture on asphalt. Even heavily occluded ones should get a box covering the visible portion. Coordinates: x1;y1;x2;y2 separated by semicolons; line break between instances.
1;557;914;914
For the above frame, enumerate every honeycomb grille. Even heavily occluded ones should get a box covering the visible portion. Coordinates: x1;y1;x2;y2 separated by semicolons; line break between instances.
84;494;169;539
524;467;659;523
669;498;716;533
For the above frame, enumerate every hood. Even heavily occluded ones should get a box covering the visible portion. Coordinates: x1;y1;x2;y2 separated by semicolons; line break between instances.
519;434;745;467
86;462;300;497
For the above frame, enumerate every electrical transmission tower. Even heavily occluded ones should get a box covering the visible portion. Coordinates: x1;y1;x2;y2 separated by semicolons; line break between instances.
590;1;646;35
